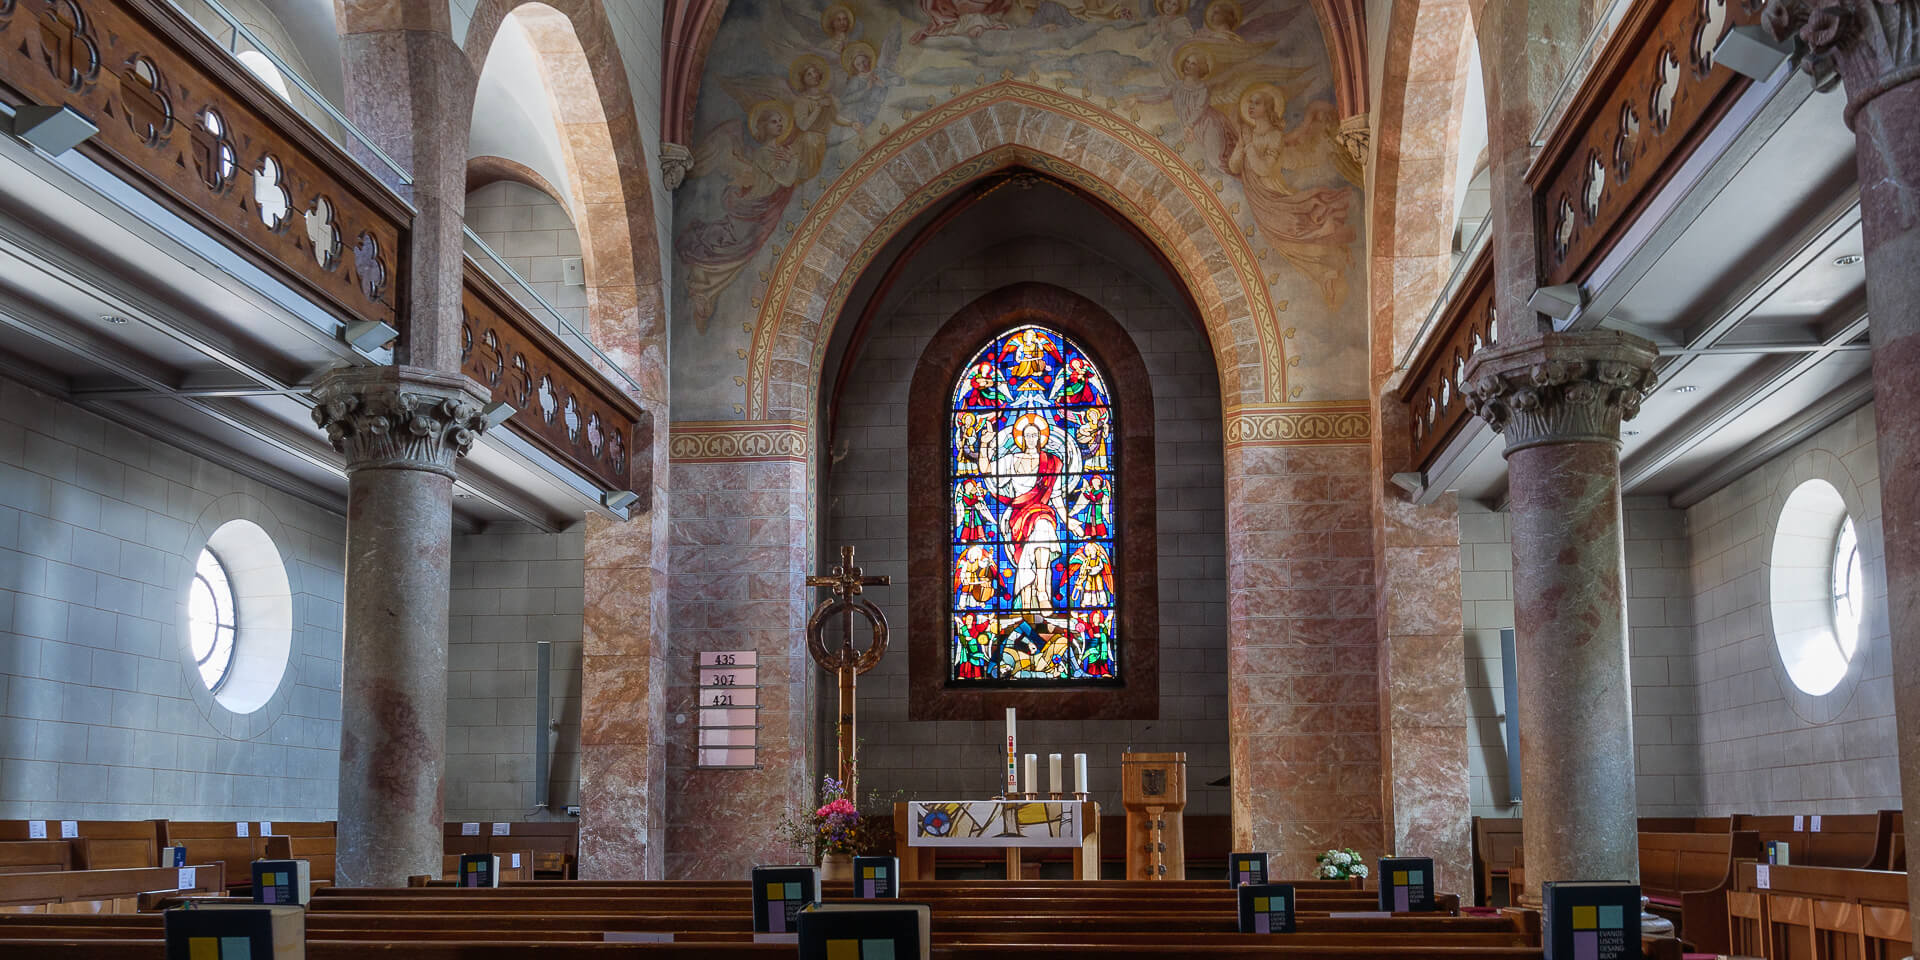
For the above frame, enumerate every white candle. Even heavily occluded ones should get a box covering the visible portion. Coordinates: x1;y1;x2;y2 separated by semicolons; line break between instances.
1005;708;1018;796
1024;754;1037;796
1049;754;1062;795
1074;753;1088;794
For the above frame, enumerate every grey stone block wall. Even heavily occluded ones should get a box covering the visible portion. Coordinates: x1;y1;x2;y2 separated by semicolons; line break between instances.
0;378;344;819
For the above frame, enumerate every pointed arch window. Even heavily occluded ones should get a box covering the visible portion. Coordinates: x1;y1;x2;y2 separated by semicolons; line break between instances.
949;324;1120;683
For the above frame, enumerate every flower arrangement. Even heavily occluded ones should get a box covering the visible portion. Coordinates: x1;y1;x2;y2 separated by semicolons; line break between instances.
1316;847;1370;880
779;776;871;858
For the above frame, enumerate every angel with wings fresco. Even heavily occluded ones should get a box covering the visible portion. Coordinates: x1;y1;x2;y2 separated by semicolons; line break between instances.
676;99;806;331
1227;82;1359;307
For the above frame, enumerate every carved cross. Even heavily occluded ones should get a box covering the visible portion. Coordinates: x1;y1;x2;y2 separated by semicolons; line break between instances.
805;545;891;794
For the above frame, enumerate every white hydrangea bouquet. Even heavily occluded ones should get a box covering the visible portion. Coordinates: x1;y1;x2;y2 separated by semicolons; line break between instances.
1315;847;1370;880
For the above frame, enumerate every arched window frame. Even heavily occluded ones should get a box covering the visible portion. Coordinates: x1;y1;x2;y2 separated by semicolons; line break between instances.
907;282;1159;721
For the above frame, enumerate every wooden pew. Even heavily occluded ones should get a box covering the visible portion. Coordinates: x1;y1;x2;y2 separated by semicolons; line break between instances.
0;863;227;910
1731;812;1884;868
1638;816;1731;833
0;840;74;874
443;821;579;878
1729;860;1909;959
1471;816;1523;906
1870;809;1903;871
1637;829;1759;955
264;835;336;884
0;821;163;870
157;821;265;892
440;851;537;883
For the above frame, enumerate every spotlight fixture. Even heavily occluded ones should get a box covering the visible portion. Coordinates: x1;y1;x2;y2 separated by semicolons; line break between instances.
1675;385;1699;394
1624;430;1640;437
1833;254;1863;266
1526;283;1585;322
479;401;516;429
1713;25;1795;81
1389;472;1425;496
341;320;399;352
96;314;129;325
5;104;99;155
601;489;640;511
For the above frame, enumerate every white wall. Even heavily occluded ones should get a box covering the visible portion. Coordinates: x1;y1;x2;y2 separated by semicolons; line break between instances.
466;180;588;332
823;236;1231;817
1687;404;1897;813
0;380;344;820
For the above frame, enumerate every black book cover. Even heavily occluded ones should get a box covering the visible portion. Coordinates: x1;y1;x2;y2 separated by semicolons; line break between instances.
1377;857;1436;911
1235;883;1296;933
164;903;305;959
797;902;930;960
457;853;498;888
250;860;310;906
1228;851;1269;887
1543;881;1641;960
751;865;821;933
853;856;899;898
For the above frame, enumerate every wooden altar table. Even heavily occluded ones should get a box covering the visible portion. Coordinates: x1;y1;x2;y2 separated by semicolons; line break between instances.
893;800;1101;881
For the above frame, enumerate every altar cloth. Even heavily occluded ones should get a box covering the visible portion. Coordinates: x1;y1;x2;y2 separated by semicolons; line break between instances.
904;800;1085;847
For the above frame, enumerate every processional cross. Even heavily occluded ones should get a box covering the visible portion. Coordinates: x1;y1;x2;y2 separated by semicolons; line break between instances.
806;545;891;794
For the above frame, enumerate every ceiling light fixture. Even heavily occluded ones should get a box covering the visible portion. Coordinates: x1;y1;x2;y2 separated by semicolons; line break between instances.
1624;430;1640;437
602;490;640;511
1833;254;1863;266
1675;385;1699;393
97;314;129;324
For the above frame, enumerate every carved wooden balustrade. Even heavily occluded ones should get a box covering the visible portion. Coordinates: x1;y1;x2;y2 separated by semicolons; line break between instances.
1399;246;1496;472
0;0;647;495
1531;0;1763;287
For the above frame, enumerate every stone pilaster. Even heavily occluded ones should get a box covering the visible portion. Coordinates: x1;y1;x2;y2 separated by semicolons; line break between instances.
1759;0;1920;936
312;365;491;887
1463;331;1658;904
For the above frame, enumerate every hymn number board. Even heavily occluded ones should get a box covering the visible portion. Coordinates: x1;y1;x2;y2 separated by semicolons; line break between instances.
697;650;759;768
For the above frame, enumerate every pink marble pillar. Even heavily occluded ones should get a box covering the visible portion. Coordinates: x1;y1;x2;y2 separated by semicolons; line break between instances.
312;366;492;886
1463;332;1658;904
1370;396;1472;892
1225;438;1383;876
1753;0;1920;935
661;432;815;879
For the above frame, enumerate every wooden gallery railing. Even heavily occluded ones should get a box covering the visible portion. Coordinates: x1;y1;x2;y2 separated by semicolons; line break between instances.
0;0;645;495
1531;0;1764;288
1399;246;1496;471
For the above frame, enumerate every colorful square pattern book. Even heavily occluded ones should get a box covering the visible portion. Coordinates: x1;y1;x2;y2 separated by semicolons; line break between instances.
250;859;311;906
797;901;931;960
752;864;822;933
164;903;305;960
853;856;899;898
1228;851;1269;887
1377;857;1436;911
1543;881;1641;960
1235;883;1296;934
458;853;500;888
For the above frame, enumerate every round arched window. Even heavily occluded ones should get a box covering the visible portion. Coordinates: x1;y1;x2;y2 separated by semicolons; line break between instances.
189;548;238;692
236;50;291;100
1769;479;1861;696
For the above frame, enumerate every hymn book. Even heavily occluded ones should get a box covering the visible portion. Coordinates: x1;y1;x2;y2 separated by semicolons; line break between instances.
1228;851;1268;887
164;903;304;960
458;853;500;888
1376;857;1436;911
853;856;898;898
797;901;931;960
1543;881;1641;960
250;860;311;906
1235;882;1296;933
751;865;821;933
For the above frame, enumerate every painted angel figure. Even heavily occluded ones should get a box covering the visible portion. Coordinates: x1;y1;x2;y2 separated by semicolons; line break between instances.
1070;407;1110;471
1140;4;1311;171
955;477;998;541
1000;327;1063;390
910;0;1013;44
958;362;1012;408
1050;356;1104;405
1074;610;1115;676
1064;542;1114;609
1069;474;1113;537
839;23;906;128
1227;83;1356;307
955;544;1004;609
954;411;997;472
953;614;994;679
676;100;805;332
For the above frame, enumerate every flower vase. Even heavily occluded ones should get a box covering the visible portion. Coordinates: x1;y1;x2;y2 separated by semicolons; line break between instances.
820;851;854;882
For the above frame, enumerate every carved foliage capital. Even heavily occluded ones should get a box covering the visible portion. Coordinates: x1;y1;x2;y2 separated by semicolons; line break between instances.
311;366;493;477
1462;333;1660;453
1336;114;1370;168
660;142;693;191
1763;0;1920;123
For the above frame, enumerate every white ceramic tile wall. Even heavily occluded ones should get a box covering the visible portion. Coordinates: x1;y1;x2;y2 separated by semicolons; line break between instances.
823;237;1231;816
446;523;585;821
1459;495;1701;819
0;380;344;819
1687;405;1897;813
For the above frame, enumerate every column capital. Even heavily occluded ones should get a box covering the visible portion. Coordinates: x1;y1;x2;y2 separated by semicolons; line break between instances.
1462;331;1659;454
660;142;693;191
1763;0;1920;126
311;365;493;477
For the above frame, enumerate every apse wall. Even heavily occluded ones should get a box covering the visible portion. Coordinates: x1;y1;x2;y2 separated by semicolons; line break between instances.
823;236;1231;817
1685;405;1897;814
0;380;344;820
445;524;585;821
1459;497;1701;819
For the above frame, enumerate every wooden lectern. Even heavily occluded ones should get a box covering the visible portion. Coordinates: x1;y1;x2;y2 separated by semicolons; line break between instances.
1121;752;1187;880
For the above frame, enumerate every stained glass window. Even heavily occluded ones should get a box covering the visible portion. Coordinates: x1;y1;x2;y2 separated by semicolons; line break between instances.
949;324;1119;683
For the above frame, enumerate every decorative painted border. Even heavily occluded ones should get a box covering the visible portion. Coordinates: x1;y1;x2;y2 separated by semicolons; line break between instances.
668;419;809;462
745;80;1288;419
1224;403;1372;447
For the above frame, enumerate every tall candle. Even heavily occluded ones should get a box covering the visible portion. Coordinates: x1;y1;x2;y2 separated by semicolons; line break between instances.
1074;753;1088;794
1024;754;1038;796
1005;708;1018;797
1048;754;1062;795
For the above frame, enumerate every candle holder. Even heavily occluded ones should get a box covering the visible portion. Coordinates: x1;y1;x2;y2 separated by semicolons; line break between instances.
1073;792;1090;803
1048;792;1063;801
1020;792;1040;801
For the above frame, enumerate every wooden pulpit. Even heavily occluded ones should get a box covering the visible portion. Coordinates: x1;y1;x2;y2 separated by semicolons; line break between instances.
1121;752;1187;880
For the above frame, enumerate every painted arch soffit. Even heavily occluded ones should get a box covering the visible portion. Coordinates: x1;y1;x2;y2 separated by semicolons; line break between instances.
669;0;1370;422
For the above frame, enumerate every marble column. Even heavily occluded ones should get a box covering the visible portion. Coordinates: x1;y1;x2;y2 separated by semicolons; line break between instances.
312;366;492;887
1754;0;1920;936
1463;332;1657;904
